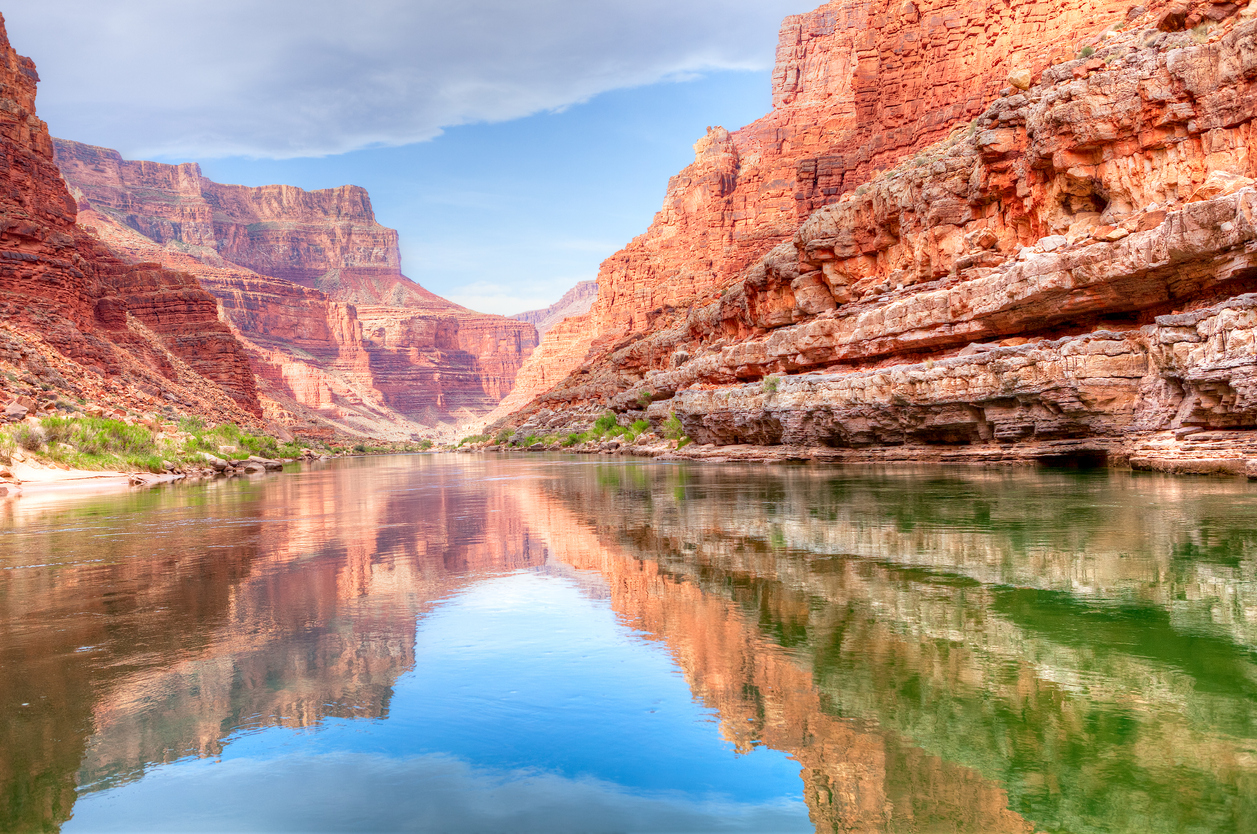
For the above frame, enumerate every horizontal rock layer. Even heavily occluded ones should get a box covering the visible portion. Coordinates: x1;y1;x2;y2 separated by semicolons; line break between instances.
54;140;537;436
0;12;261;423
502;2;1257;472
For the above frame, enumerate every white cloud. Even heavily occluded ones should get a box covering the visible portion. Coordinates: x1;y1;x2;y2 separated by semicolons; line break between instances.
5;0;811;160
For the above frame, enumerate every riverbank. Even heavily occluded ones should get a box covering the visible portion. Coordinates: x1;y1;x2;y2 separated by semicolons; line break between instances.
458;426;1257;479
0;411;434;503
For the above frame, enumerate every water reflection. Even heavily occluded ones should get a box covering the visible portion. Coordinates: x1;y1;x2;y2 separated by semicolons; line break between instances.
0;455;1254;832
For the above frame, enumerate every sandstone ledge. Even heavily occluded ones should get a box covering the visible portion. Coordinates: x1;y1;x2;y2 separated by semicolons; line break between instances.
498;8;1257;476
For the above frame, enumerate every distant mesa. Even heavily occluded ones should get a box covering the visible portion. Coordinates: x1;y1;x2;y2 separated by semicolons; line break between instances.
53;139;538;438
511;281;597;337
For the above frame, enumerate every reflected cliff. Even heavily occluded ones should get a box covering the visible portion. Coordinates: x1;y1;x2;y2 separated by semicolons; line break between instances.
522;462;1257;833
1;456;1255;832
0;457;545;831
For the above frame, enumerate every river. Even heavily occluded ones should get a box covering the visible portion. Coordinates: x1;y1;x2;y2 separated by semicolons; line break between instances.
1;454;1254;833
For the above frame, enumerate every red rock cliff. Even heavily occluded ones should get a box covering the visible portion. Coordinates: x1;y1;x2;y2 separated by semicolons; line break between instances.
500;0;1141;415
0;13;261;421
53;140;538;436
588;0;1138;342
501;0;1257;475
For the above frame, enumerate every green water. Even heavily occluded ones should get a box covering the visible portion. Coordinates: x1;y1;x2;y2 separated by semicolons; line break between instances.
0;455;1254;832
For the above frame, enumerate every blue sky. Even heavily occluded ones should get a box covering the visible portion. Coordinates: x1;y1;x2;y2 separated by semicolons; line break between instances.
5;1;816;315
194;72;773;315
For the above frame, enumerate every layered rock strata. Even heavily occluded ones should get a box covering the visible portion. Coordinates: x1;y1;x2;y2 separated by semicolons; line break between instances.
53;140;537;437
502;1;1257;473
0;14;261;423
586;0;1139;342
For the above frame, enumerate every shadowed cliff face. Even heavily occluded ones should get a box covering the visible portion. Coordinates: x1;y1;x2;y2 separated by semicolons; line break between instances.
2;457;1254;832
0;13;261;421
52;139;537;437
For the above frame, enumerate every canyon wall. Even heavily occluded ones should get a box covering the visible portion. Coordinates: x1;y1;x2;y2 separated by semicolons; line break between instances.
0;13;261;423
502;0;1257;473
588;0;1138;341
511;280;598;336
499;0;1141;419
53;139;537;438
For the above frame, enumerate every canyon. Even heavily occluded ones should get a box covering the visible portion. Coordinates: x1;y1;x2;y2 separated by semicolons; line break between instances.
53;140;537;439
497;0;1257;475
0;12;262;427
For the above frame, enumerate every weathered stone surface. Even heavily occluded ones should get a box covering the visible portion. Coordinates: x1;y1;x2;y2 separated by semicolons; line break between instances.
499;3;1257;473
54;139;538;436
0;13;261;423
581;0;1137;344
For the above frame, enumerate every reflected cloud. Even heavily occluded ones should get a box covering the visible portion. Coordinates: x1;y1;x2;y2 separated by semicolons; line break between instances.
66;752;811;833
4;456;1257;833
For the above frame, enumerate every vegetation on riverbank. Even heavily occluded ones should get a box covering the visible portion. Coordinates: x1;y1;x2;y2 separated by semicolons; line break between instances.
0;415;433;473
458;410;690;451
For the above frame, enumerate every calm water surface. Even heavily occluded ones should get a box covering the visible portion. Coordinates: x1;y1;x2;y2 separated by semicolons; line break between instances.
1;454;1255;833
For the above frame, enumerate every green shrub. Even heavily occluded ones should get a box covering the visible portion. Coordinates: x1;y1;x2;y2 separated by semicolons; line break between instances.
40;416;74;445
72;419;155;457
663;412;685;441
593;411;618;435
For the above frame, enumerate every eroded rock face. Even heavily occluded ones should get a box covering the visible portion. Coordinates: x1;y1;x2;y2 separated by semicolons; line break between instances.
584;0;1138;343
0;13;261;421
502;2;1257;472
53;140;537;436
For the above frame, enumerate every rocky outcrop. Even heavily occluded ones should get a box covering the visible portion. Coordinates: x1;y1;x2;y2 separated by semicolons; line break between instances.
0;12;261;423
511;280;597;336
585;0;1139;342
500;1;1257;473
54;140;537;436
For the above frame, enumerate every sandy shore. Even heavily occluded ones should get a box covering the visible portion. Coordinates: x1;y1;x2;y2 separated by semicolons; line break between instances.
1;459;186;502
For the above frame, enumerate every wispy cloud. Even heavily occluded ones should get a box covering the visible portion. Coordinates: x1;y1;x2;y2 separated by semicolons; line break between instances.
6;0;809;160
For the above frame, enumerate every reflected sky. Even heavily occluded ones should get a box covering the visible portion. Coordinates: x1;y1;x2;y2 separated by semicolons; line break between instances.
2;455;1256;833
66;572;810;833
